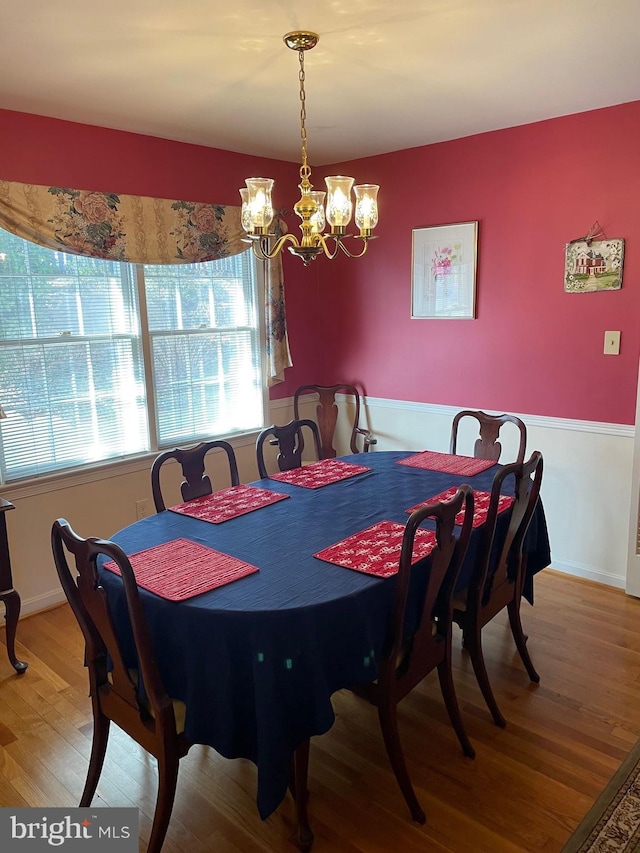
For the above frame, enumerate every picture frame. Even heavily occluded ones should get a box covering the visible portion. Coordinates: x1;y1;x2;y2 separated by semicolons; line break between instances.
411;221;478;319
564;238;624;293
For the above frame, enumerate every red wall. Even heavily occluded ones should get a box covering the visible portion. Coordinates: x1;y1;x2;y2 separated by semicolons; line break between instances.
2;104;640;424
0;109;295;204
277;101;640;424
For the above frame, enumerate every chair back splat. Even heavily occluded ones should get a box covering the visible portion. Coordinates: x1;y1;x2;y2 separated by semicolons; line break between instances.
450;409;526;464
352;485;475;824
151;439;239;512
51;518;190;853
453;451;544;727
256;418;322;479
294;383;376;458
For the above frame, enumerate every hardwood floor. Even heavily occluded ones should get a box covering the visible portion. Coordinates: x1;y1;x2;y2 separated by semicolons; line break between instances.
0;569;639;852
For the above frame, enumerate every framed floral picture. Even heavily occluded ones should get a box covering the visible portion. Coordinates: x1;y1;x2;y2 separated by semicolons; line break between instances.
411;221;478;319
564;238;624;292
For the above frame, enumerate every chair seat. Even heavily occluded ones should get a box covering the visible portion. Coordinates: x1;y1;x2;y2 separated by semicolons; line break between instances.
452;590;468;612
360;622;440;690
392;622;438;671
108;669;187;734
160;698;187;734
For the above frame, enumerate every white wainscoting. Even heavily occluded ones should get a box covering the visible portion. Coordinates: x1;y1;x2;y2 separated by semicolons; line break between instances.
352;396;635;591
2;393;634;618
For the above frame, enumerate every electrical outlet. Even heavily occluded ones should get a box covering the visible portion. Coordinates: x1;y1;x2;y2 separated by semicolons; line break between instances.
604;330;621;355
136;499;151;520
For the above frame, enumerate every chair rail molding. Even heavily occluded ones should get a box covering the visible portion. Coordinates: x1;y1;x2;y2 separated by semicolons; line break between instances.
361;396;634;438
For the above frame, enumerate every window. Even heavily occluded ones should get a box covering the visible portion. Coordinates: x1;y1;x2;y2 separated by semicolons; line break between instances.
0;229;264;484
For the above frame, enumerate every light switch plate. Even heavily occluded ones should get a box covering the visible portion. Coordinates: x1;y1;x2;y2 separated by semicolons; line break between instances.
604;330;621;355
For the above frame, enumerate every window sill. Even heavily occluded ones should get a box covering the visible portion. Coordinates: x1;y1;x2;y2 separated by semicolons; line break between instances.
0;430;261;501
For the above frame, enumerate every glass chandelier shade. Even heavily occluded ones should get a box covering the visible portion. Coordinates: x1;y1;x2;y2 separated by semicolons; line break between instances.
243;178;275;232
239;31;380;266
354;184;379;232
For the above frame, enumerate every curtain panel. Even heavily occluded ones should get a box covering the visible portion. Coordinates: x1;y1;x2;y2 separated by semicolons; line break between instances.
0;180;292;385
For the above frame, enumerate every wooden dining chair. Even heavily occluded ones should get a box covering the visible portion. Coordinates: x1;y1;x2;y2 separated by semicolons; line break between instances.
352;485;475;824
151;439;239;512
452;451;543;728
293;383;376;458
51;518;191;853
450;410;527;464
256;418;322;479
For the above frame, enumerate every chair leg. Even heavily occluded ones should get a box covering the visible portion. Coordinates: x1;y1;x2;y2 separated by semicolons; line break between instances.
80;712;110;806
507;599;540;683
290;740;314;852
467;626;506;728
147;753;180;853
377;700;426;824
436;656;475;759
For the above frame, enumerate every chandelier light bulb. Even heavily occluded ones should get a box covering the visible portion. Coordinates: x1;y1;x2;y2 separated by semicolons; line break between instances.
354;184;379;234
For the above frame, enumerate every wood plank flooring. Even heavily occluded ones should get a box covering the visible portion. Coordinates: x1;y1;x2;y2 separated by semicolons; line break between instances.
0;569;639;853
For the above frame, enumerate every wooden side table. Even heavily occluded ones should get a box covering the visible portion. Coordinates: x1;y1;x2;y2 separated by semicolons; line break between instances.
0;498;28;673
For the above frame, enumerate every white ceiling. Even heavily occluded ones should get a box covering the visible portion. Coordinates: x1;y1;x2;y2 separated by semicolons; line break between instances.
2;0;639;166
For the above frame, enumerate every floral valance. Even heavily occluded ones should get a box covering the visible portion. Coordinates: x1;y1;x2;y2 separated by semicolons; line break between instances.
0;180;292;384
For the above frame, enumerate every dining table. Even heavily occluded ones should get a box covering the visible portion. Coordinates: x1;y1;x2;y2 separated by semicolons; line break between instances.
99;449;551;838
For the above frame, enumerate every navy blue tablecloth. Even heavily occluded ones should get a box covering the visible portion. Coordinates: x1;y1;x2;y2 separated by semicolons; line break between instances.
101;451;550;819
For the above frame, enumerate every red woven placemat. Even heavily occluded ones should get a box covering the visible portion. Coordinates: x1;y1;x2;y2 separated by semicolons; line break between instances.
169;484;289;523
397;450;496;476
270;459;371;489
103;538;258;601
313;520;436;578
406;488;514;527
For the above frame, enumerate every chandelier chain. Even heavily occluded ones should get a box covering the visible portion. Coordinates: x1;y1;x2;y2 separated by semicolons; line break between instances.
298;49;310;178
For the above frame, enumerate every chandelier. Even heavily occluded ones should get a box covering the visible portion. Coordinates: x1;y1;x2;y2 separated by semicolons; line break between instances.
239;31;380;266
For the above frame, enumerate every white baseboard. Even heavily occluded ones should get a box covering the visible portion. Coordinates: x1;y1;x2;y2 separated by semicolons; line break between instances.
547;560;626;590
19;588;67;618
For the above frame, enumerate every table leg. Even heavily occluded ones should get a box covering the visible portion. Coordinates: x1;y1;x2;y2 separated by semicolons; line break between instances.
2;590;28;674
290;739;313;851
